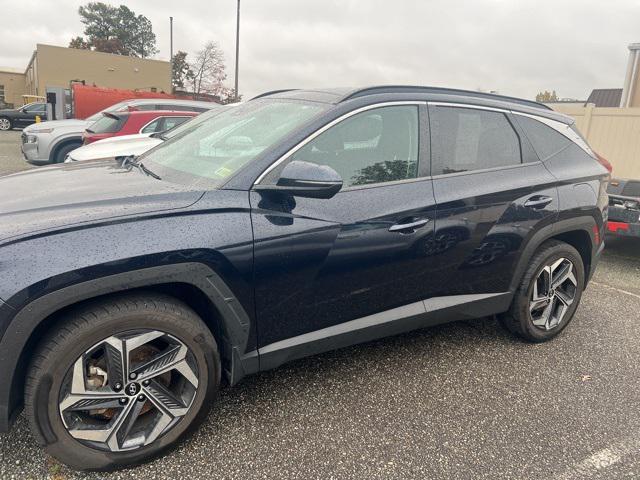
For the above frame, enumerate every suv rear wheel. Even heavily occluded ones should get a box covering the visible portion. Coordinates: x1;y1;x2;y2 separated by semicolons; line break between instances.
24;293;220;471
500;240;585;342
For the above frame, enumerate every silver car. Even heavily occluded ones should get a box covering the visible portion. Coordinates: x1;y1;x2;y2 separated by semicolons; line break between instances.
21;98;218;165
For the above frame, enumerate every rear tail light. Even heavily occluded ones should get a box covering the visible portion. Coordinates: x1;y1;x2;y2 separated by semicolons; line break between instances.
595;152;613;173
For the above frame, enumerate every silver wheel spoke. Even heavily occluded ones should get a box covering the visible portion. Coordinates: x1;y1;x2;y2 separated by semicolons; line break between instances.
532;298;555;329
555;289;574;307
111;399;147;450
133;344;186;381
144;379;189;417
60;394;125;412
103;337;126;388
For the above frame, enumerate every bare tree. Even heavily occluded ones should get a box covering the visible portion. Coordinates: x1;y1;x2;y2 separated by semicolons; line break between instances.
189;41;234;101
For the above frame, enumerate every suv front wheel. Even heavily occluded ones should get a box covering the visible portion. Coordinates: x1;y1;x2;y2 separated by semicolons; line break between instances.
500;240;585;342
24;293;220;471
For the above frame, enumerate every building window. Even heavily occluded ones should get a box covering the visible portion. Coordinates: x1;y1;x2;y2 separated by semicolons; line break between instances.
0;84;5;104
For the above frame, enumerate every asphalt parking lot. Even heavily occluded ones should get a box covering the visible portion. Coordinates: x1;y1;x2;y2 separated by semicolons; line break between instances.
0;131;639;479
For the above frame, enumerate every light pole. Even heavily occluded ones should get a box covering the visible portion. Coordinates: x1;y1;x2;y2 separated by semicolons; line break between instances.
234;0;240;101
169;16;174;93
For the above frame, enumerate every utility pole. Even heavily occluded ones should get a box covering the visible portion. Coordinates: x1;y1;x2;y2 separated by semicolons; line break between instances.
234;0;240;101
169;16;174;93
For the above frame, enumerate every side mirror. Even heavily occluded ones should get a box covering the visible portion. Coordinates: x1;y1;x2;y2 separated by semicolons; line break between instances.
255;161;343;199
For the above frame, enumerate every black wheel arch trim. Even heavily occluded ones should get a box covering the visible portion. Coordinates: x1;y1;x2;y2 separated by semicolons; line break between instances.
49;136;83;163
0;262;257;434
509;215;599;293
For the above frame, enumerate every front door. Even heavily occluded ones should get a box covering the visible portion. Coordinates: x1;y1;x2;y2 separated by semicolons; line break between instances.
251;103;440;347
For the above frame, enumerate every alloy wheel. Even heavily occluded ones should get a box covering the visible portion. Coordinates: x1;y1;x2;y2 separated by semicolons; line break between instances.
0;118;10;130
529;257;578;331
58;329;199;452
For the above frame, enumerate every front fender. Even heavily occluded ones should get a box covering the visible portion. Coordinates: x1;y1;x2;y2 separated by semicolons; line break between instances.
0;262;257;433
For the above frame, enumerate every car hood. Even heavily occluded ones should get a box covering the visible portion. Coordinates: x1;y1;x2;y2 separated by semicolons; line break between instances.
23;118;91;133
0;108;19;115
69;134;162;161
0;160;203;243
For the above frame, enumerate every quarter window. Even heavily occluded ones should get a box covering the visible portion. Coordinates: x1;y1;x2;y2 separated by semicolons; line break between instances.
431;106;522;175
515;115;572;161
290;105;420;188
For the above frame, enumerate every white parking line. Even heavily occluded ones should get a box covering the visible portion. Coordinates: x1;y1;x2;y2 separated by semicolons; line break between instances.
590;281;640;300
553;435;640;479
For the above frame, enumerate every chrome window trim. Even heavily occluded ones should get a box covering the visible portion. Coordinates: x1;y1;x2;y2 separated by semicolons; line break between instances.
253;101;426;186
512;111;595;157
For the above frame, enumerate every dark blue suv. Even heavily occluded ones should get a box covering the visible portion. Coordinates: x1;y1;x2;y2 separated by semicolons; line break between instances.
0;86;609;470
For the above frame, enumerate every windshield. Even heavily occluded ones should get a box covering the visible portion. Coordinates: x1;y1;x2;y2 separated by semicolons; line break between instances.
150;106;227;140
142;100;324;187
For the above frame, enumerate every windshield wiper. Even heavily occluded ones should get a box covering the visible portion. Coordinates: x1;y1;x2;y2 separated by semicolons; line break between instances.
120;156;161;180
138;162;161;180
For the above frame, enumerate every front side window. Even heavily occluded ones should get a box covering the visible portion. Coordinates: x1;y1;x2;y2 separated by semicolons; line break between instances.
24;103;46;114
431;106;522;175
289;105;419;188
143;100;324;186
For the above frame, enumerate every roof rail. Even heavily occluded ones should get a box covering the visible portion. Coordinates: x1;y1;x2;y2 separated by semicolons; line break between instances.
339;85;552;110
250;89;299;100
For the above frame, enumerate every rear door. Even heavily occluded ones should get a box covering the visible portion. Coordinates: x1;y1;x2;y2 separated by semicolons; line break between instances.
427;103;558;296
251;102;440;347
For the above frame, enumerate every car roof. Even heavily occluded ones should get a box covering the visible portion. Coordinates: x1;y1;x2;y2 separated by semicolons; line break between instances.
102;110;200;120
252;85;572;124
122;98;218;109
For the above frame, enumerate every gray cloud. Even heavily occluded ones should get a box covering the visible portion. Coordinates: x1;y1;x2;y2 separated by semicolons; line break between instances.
1;0;637;100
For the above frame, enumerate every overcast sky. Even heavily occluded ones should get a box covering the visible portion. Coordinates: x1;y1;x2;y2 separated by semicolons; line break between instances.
1;0;638;100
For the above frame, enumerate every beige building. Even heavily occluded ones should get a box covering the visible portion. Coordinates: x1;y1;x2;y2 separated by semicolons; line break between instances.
620;43;640;107
1;43;171;108
0;68;27;108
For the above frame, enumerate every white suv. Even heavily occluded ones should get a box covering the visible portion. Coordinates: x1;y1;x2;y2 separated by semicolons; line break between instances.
21;98;217;164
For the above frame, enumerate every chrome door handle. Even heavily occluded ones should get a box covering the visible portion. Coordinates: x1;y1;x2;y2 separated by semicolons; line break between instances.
524;196;553;209
389;218;430;233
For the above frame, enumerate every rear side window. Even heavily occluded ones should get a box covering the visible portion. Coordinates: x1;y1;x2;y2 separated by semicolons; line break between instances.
430;106;522;175
162;116;191;130
90;114;125;133
515;115;572;161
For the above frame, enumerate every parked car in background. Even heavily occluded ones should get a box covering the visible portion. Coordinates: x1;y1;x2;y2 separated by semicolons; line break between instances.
21;98;218;164
0;86;609;471
0;102;47;130
82;110;199;145
607;178;640;237
66;105;226;162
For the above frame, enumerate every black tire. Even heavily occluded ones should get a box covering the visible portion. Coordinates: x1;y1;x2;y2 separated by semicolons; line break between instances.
0;117;12;131
24;293;220;471
53;142;82;163
499;239;585;342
